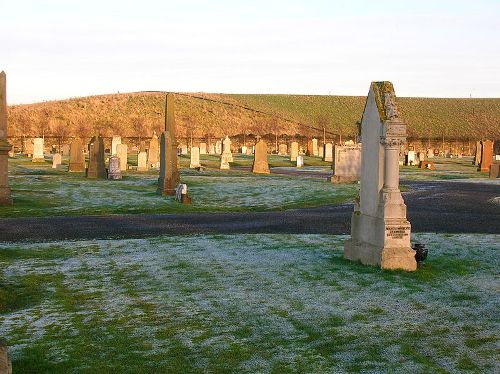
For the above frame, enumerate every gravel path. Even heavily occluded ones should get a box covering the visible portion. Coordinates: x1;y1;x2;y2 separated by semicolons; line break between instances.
0;180;498;242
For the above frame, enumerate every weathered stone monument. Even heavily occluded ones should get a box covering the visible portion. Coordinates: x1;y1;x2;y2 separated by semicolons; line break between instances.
157;93;180;195
405;150;416;166
220;153;230;169
323;143;333;162
52;153;62;169
215;140;222;155
0;71;12;205
147;132;159;167
24;138;33;157
137;151;148;171
290;141;299;162
252;137;270;174
296;154;304;168
86;135;106;179
306;139;314;156
473;141;482;165
478;140;493;172
107;156;122;179
278;143;288;155
222;136;233;162
427;148;434;159
208;143;215;154
344;81;417;271
331;144;361;183
68;138;85;172
61;144;70;156
111;135;121;155
116;143;128;171
32;138;45;162
190;147;201;168
199;142;207;155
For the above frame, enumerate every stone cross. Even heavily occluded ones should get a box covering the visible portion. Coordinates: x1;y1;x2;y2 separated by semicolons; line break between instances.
86;135;106;179
0;71;12;205
68;138;85;172
157;93;180;195
252;138;270;174
344;81;417;271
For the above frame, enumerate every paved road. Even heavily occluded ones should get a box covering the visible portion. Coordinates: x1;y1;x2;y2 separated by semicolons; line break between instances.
0;180;498;242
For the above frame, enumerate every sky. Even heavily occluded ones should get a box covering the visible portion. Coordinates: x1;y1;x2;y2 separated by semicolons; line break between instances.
1;0;499;104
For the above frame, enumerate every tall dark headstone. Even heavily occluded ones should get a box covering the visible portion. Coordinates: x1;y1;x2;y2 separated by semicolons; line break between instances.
252;137;270;174
157;93;180;195
86;135;106;179
0;71;12;205
68;138;86;172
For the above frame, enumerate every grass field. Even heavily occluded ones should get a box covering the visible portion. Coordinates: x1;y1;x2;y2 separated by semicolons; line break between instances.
0;233;498;373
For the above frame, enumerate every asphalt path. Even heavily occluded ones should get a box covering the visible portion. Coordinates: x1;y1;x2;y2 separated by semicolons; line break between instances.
0;179;498;243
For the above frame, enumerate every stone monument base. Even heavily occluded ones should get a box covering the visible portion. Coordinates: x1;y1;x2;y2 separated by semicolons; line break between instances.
330;175;358;184
344;214;417;271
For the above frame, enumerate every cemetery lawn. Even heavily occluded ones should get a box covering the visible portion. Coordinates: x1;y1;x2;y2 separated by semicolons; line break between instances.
3;156;354;218
0;233;498;372
400;156;487;181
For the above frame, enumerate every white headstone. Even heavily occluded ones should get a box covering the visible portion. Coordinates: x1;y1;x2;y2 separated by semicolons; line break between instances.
323;143;333;162
241;146;247;154
220;153;230;169
190;147;201;168
116;143;128;171
296;155;304;168
215;140;222;155
406;150;416;166
312;138;319;156
32;138;44;162
222;136;233;162
52;153;62;169
111;135;121;155
199;142;207;155
137;151;148;171
290;142;299;161
331;144;361;183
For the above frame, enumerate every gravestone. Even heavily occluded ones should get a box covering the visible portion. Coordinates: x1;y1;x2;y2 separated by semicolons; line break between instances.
52;153;62;168
180;144;188;155
278;143;288;155
222;136;233;162
116;143;128;171
478;140;493;172
137;151;148;171
296;155;304;168
208;143;215;154
86;135;106;179
252;138;270;174
241;145;248;154
306;139;314;156
32;138;45;162
318;145;324;159
473;141;481;165
0;71;12;205
107;156;122;179
68;138;85;172
24;138;34;156
220;153;230;169
190;147;201;168
148;132;159;167
323;143;333;162
290;141;299;161
246;146;253;155
61;144;70;156
344;81;416;271
426;148;434;159
417;152;425;163
157;93;180;195
405;150;416;166
215;140;222;155
199;142;207;155
111;135;121;155
312;138;319;156
489;163;500;179
331;144;361;183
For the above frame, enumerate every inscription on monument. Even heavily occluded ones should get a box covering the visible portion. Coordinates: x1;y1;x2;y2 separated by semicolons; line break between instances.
385;225;410;239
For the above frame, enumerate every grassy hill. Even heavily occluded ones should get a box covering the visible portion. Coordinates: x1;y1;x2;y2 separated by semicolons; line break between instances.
7;92;499;140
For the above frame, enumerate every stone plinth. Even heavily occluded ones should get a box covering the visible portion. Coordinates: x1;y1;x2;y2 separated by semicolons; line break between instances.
252;139;270;174
478;140;493;172
116;143;128;171
0;71;12;205
32;138;45;162
190;147;201;168
52;153;62;168
344;81;417;271
137;151;148;171
290;142;299;161
157;93;180;195
331;144;361;183
323;143;333;162
86;135;106;179
68;138;85;172
111;135;121;155
148;133;159;167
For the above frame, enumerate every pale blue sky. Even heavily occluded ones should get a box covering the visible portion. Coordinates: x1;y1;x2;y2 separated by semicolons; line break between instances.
1;0;499;104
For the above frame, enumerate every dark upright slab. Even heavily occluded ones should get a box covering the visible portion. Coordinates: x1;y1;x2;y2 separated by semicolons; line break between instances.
68;138;85;172
86;135;106;179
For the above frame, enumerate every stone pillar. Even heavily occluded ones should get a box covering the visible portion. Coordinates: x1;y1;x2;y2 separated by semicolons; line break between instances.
157;93;180;195
0;71;12;205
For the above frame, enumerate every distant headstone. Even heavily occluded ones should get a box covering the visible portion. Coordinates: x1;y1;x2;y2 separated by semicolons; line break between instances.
220;153;230;169
208;143;216;154
416;152;425;163
222;136;233;162
24;138;34;156
344;81;417;271
323;143;333;162
148;133;159;167
312;138;319;156
111;135;121;155
86;135;106;179
68;138;85;172
306;139;314;156
278;143;288;155
473;141;481;165
215;140;222;155
157;93;180;195
52;153;62;168
180;144;188;155
190;147;201;168
246;146;253;155
107;156;122;179
290;141;299;161
318;144;324;159
137;151;148;171
116;143;128;171
199;142;207;155
296;155;304;168
241;145;248;154
489;163;500;179
331;144;362;183
0;71;13;205
405;150;416;166
252;138;270;174
478;140;493;172
32;137;45;162
61;144;70;156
